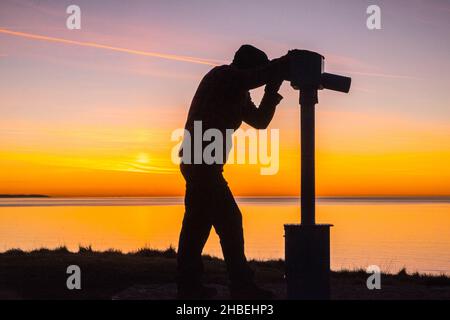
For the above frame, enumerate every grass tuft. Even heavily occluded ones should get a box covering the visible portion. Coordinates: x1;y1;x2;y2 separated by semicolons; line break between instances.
78;245;93;254
3;248;25;255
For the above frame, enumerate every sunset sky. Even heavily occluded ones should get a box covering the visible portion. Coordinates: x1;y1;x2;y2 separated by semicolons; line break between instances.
1;0;449;196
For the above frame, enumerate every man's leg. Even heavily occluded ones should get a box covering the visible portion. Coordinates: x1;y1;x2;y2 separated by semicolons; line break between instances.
177;184;213;293
212;185;254;286
213;184;274;299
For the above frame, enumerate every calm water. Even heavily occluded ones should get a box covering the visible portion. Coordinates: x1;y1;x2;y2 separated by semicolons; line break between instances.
0;197;449;275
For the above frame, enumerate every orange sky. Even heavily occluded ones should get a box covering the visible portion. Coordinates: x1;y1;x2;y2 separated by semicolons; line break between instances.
1;105;449;196
1;0;449;197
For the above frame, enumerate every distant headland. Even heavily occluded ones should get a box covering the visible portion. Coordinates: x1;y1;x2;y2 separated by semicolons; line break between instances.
0;194;50;198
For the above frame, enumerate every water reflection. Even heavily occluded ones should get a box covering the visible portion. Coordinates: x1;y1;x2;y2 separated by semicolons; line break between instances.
0;198;449;275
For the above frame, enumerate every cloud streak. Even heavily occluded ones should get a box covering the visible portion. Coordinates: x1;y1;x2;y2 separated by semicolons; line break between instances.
345;70;422;81
0;28;220;66
1;28;420;81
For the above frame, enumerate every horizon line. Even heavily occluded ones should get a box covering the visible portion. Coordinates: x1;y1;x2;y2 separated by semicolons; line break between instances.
1;194;450;199
1;195;450;208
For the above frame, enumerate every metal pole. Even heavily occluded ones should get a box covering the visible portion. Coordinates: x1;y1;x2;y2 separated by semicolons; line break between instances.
300;89;318;225
284;88;331;300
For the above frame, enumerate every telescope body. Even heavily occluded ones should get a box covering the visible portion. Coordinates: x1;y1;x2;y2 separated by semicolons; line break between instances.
289;50;351;93
284;50;351;300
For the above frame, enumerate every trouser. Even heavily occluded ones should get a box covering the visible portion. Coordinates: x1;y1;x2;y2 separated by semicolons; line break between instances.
176;166;254;288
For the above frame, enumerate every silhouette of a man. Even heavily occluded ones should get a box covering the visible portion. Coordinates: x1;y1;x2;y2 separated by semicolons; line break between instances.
177;45;290;299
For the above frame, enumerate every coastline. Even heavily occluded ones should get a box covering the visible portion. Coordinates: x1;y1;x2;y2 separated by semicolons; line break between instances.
0;247;448;300
1;195;450;208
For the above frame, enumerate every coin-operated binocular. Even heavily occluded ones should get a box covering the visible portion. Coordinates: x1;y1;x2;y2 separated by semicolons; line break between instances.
284;50;351;300
288;49;351;93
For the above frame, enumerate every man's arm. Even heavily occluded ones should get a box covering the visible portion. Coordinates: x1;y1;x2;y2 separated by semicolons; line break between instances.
234;56;290;91
242;80;283;129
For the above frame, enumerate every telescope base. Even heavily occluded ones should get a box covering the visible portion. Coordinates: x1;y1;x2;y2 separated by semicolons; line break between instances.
284;224;332;300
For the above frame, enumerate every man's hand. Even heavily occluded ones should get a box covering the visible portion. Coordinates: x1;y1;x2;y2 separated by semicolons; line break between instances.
265;78;283;94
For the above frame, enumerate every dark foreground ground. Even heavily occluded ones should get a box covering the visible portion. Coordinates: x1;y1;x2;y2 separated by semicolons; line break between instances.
0;247;448;300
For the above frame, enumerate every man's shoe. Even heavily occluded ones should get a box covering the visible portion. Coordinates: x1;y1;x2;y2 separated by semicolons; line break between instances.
177;284;218;300
230;284;274;300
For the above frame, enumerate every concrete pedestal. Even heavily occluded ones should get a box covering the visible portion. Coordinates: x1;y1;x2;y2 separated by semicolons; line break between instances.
284;224;332;300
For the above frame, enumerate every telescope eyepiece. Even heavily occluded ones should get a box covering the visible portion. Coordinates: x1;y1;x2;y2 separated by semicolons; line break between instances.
288;50;352;93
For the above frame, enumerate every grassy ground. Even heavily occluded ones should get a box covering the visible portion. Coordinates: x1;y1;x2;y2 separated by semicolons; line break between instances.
0;246;448;300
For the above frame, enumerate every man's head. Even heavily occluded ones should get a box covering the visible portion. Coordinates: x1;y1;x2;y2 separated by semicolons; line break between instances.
232;45;269;70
